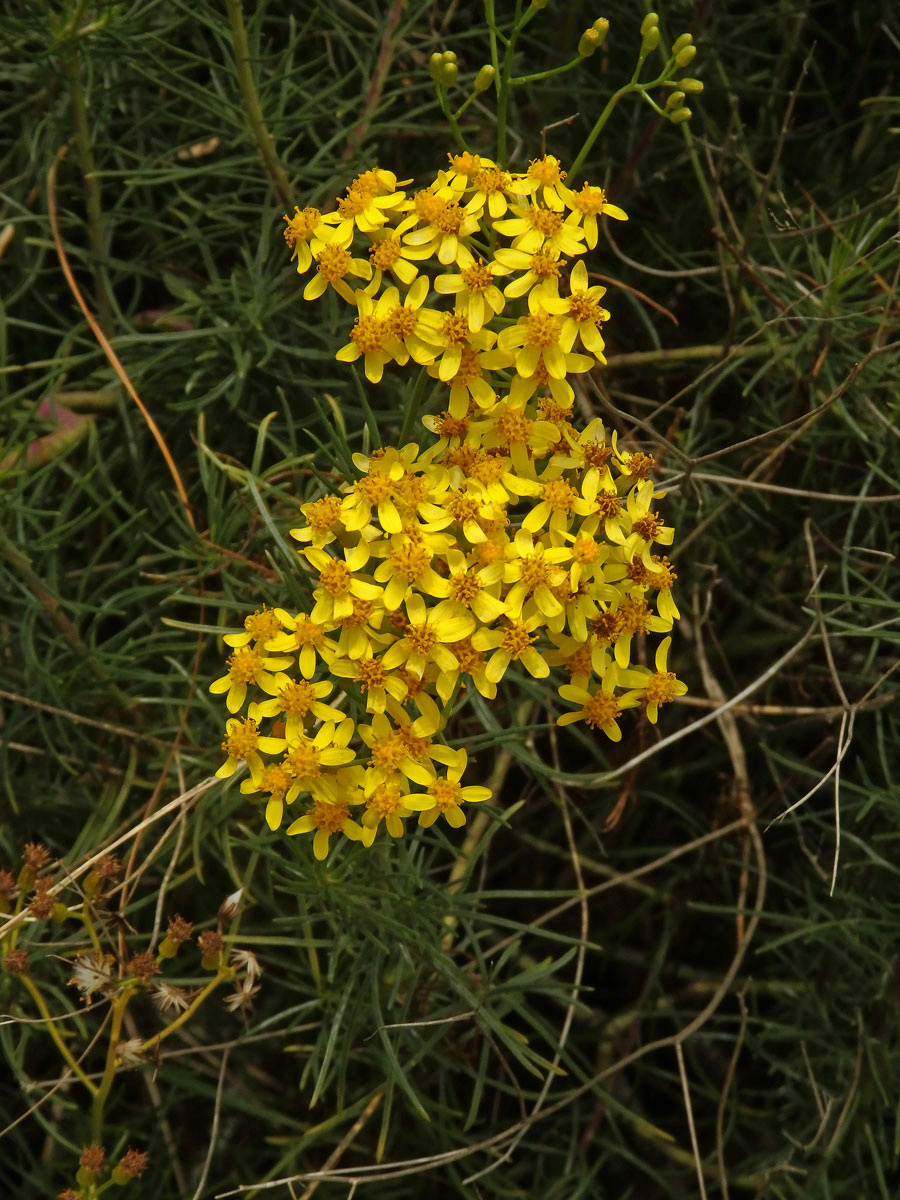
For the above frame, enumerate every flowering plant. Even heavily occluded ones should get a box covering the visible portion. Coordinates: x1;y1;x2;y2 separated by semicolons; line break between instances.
210;11;698;857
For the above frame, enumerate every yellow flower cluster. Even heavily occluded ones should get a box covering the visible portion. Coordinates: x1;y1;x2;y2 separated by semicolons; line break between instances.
211;155;686;859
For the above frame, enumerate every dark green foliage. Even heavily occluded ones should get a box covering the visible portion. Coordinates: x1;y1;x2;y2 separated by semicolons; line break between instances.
1;1;898;1196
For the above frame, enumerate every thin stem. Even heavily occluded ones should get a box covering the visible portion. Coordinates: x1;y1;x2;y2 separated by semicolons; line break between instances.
225;0;292;207
568;86;632;182
91;989;132;1139
138;969;231;1054
510;57;581;86
61;44;112;336
20;976;98;1096
398;368;429;447
436;86;472;154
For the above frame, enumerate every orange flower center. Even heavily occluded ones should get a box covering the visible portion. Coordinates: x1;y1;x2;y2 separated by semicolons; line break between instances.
528;156;566;185
497;409;533;443
583;690;620;730
285;743;322;780
542;478;576;511
305;800;350;832
528;208;562;236
388;541;431;581
500;621;534;658
315;245;351;282
222;719;260;760
524;314;561;348
461;261;493;293
284;206;320;245
428;778;462;811
318;560;352;597
595;491;623;519
367;782;405;818
228;647;264;684
370;238;402;269
243;607;282;642
277;681;317;717
350;315;388;355
646;671;679;707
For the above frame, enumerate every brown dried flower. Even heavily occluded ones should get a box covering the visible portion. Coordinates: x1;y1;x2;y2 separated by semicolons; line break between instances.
80;1144;106;1173
116;1038;147;1067
0;869;17;900
22;842;51;871
94;854;122;880
166;914;193;944
197;930;224;958
151;983;192;1014
115;1148;149;1180
127;952;160;983
3;948;30;976
28;877;55;920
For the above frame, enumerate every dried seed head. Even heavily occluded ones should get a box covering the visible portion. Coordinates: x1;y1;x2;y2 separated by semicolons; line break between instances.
69;951;116;998
22;843;51;871
167;914;193;943
29;877;55;920
198;930;224;965
0;869;16;900
116;1039;147;1067
114;1148;149;1181
151;983;191;1014
3;948;29;976
80;1145;106;1173
127;952;160;983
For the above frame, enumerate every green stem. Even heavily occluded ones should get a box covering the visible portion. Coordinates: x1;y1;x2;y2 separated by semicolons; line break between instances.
436;86;471;154
20;976;98;1096
568;85;632;182
91;989;132;1139
62;45;112;336
225;0;292;206
398;367;429;446
510;57;581;85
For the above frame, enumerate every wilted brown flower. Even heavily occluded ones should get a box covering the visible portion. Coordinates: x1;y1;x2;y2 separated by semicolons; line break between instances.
115;1148;149;1180
197;930;224;959
3;948;29;976
80;1145;106;1173
127;952;160;983
22;842;51;871
28;877;55;920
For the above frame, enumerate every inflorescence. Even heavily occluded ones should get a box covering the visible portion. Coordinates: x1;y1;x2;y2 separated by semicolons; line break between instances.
211;154;686;858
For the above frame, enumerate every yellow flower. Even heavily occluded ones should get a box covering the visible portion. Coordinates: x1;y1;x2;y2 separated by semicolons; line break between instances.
209;647;294;713
608;597;673;669
493;245;566;300
335;289;413;384
557;662;636;739
381;593;475;679
443;547;507;623
426;343;509;417
359;711;437;786
519;469;597;536
283;206;328;273
216;717;285;781
281;718;357;804
303;243;372;305
471;614;549;683
381;277;440;368
560;181;628;249
508;155;569;211
372;534;451;611
535;259;610;360
419;308;498;383
502;528;570;620
286;793;367;861
265;611;336;680
304;543;381;623
223;606;284;649
497;306;594;382
402;749;492;829
320;179;407;246
367;231;430;289
493;203;586;257
251;676;344;740
400;193;485;265
290;494;345;549
360;772;413;840
329;650;408;714
433;250;507;332
618;637;688;722
240;761;293;828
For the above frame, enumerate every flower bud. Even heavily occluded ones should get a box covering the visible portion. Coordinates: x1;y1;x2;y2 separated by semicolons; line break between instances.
474;64;495;92
679;77;704;93
675;44;697;67
578;28;600;58
641;27;660;53
532;0;549;9
428;52;443;82
640;12;659;37
672;32;693;54
442;61;459;87
669;106;692;124
666;90;685;111
592;18;609;45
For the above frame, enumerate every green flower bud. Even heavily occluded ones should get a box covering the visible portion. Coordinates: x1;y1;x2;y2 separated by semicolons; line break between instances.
443;51;457;64
578;28;601;57
442;61;458;86
640;12;659;36
474;64;495;92
641;27;660;53
679;76;704;93
675;44;697;67
428;52;443;82
666;90;685;111
670;106;692;124
532;0;550;9
592;17;610;45
672;32;693;54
